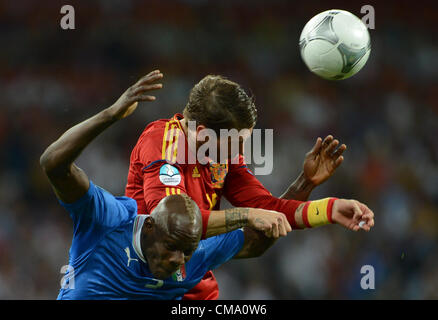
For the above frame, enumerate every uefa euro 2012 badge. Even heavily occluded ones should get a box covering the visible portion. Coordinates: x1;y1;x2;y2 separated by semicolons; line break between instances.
159;164;181;186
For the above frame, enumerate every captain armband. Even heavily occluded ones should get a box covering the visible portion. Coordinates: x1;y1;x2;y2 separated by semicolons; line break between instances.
298;198;337;228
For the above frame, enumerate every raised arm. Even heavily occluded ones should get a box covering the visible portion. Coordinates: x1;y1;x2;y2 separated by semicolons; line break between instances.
40;70;163;203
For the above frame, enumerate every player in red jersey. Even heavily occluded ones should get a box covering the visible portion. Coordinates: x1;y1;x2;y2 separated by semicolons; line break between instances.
125;71;372;300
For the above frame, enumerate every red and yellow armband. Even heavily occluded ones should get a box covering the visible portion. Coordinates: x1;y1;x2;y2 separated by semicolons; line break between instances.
291;198;337;229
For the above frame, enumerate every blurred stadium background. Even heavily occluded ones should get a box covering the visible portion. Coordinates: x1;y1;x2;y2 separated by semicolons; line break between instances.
0;0;437;299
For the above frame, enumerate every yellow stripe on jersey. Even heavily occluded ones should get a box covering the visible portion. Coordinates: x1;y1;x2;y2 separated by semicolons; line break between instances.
166;125;176;161
172;128;180;163
205;193;218;210
174;117;184;132
165;187;181;196
161;121;170;160
162;120;183;163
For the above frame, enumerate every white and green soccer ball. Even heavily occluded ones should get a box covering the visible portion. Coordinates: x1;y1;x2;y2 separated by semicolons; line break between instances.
299;9;371;80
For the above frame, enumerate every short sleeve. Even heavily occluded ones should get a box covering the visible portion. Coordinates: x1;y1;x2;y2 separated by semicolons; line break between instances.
59;181;137;258
201;229;245;270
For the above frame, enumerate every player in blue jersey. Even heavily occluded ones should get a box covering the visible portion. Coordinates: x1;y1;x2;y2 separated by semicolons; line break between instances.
40;70;374;299
54;181;260;299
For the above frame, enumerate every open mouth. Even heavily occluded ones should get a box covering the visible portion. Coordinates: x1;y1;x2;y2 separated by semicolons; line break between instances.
159;266;177;277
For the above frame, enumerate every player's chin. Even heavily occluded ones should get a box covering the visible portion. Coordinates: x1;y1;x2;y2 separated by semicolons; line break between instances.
152;266;176;280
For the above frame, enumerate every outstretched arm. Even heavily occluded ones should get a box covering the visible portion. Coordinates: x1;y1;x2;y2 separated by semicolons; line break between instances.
224;136;346;225
206;207;291;238
234;198;375;259
40;70;163;203
280;135;347;201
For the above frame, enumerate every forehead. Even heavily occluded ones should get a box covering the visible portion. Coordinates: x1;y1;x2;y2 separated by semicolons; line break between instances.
163;232;199;251
163;220;200;248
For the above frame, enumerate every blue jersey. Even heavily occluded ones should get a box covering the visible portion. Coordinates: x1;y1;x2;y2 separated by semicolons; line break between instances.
57;181;244;300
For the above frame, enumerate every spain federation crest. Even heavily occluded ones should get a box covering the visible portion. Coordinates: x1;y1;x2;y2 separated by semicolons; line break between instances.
209;163;228;189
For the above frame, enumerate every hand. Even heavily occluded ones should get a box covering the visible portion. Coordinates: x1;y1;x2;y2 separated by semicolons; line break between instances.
248;208;292;238
108;70;163;120
331;199;375;232
302;135;347;186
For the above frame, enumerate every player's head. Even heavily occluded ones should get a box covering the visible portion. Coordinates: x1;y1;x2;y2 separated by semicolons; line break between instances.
141;194;202;279
183;75;257;162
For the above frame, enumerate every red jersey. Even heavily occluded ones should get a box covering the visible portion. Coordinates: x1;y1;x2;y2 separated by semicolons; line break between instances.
125;114;303;300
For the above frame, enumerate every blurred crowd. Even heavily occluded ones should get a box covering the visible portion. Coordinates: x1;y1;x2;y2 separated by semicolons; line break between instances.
0;0;437;299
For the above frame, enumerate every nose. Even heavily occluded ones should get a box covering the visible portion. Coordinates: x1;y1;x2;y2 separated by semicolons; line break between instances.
168;251;184;268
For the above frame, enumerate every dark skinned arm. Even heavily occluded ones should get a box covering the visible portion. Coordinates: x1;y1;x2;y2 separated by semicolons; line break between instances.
40;70;164;203
233;227;278;259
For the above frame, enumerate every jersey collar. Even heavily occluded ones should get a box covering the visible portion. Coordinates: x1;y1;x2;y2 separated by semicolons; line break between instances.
132;215;148;264
173;113;186;135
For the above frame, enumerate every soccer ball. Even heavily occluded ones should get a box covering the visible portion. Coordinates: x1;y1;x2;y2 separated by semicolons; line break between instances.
299;9;371;80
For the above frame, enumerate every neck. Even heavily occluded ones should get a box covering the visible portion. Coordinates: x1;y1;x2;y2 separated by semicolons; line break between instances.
140;224;149;263
179;118;189;136
179;117;198;160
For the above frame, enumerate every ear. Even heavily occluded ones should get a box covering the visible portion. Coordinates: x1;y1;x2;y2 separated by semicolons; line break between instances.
195;125;212;144
195;124;207;135
143;216;154;230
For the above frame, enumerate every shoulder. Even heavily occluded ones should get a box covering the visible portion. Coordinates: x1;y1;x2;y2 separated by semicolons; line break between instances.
137;118;172;145
194;230;245;270
137;116;184;146
199;229;245;252
133;116;186;164
59;181;137;233
230;154;246;167
227;155;253;174
113;195;138;221
86;183;138;227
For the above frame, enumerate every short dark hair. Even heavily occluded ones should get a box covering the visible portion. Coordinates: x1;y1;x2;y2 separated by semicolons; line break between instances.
152;194;202;240
183;75;257;133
